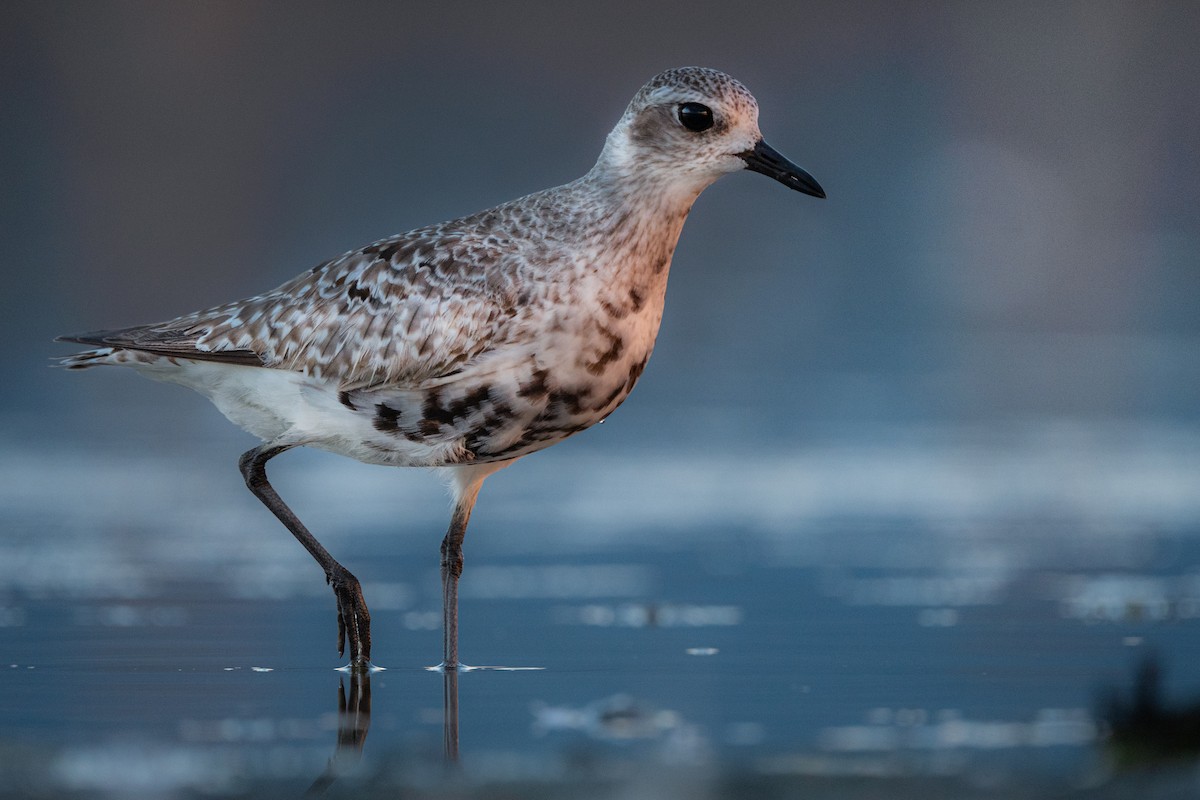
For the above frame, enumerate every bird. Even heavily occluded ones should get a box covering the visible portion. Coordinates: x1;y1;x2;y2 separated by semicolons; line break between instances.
58;66;825;671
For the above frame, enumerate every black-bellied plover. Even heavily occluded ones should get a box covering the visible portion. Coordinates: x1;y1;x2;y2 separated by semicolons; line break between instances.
59;67;825;670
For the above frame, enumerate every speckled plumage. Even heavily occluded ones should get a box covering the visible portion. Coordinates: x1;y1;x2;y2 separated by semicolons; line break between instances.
59;67;824;668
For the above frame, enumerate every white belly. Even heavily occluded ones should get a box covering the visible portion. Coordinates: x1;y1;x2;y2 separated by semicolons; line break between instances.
131;359;459;467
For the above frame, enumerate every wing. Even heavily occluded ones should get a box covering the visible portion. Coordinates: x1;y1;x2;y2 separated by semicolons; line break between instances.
61;222;536;388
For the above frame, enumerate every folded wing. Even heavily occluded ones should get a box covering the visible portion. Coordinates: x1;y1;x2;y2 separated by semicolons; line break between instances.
59;225;529;389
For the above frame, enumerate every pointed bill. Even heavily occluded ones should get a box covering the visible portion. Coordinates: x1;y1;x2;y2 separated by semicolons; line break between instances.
739;139;826;198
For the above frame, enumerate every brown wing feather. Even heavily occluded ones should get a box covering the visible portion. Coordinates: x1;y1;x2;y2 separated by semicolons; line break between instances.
57;202;554;385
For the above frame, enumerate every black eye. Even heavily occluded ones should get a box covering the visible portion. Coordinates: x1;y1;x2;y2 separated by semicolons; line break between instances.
677;102;714;132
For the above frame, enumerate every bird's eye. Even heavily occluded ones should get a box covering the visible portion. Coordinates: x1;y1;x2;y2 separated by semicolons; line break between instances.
677;103;714;132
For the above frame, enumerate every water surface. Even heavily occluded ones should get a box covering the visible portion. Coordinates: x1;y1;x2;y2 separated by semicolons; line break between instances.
3;424;1199;797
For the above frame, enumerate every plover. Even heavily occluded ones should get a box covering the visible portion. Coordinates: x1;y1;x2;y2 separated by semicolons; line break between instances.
59;67;825;670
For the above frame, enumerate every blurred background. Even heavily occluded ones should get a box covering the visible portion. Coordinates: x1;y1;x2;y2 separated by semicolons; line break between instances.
2;1;1199;797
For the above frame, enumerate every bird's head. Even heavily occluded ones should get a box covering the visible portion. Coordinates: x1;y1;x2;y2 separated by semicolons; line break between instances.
597;67;825;201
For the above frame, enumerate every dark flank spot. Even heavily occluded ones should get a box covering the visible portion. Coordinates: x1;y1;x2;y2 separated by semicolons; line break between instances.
548;388;585;415
377;242;402;261
499;420;590;456
489;400;513;421
446;385;491;419
653;253;669;273
310;259;333;274
418;386;497;445
421;389;457;426
518;368;550;400
625;355;648;390
629;287;645;311
585;328;625;376
339;390;357;411
374;403;401;433
601;298;628;319
347;282;371;302
461;400;514;456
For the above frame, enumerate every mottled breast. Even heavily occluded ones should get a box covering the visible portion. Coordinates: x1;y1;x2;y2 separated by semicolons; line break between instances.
344;275;663;466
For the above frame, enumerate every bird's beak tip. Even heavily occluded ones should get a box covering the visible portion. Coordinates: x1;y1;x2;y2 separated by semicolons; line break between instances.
739;139;825;199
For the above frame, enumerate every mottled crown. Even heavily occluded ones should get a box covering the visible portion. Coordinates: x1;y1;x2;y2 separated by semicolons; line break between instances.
627;67;759;120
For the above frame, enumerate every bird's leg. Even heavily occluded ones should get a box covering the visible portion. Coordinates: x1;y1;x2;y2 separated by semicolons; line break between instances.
239;444;371;669
440;499;474;671
440;464;502;671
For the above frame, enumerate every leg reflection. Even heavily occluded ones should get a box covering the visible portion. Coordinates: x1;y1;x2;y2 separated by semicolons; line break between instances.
307;670;372;796
444;665;460;762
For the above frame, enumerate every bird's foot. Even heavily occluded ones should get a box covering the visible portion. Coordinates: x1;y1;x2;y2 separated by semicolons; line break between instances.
328;565;371;669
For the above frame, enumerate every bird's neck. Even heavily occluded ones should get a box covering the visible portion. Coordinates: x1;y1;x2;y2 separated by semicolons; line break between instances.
573;167;696;286
589;132;715;215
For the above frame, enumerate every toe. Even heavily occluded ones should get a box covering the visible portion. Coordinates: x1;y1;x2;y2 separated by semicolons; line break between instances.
330;568;371;666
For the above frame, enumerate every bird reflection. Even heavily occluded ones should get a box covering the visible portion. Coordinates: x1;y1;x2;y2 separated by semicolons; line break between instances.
307;664;460;794
305;661;544;790
443;666;460;762
307;670;372;796
441;661;549;761
436;663;545;763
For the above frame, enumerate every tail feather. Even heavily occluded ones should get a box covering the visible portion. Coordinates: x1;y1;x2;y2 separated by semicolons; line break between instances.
54;327;264;369
56;347;119;370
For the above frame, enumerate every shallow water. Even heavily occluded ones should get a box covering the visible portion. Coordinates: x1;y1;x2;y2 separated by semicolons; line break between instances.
6;1;1200;794
3;424;1200;797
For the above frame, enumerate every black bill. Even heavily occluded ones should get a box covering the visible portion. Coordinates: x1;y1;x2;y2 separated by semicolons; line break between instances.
739;139;825;198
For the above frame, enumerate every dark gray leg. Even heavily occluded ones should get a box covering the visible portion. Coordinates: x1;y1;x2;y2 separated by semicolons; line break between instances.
239;444;371;668
440;499;475;671
439;463;508;671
